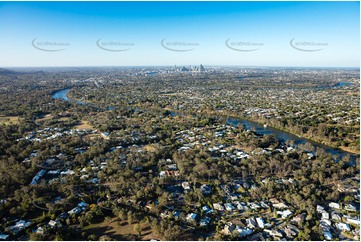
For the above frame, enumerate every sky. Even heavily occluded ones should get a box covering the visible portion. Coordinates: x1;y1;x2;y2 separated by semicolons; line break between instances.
0;1;359;67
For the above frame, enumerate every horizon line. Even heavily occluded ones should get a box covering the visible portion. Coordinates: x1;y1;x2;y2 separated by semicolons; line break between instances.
2;65;360;69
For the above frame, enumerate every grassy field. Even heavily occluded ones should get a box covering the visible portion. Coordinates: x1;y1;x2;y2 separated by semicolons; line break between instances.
160;92;187;97
340;145;359;155
0;116;19;125
143;144;158;153
84;217;162;241
73;120;94;130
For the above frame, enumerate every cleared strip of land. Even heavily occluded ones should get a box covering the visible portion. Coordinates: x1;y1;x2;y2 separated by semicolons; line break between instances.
0;116;19;125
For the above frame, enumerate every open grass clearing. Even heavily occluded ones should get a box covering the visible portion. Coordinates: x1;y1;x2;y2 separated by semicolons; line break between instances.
84;216;162;241
73;120;94;130
0;116;19;125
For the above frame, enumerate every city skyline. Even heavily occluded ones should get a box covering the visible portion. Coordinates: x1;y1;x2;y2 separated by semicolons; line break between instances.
0;1;359;67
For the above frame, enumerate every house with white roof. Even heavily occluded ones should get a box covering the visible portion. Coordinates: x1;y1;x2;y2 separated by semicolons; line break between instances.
234;226;253;237
186;213;197;222
264;229;283;238
0;234;9;240
68;207;82;215
345;215;360;225
202;205;214;214
322;212;330;220
344;204;357;212
256;217;265;228
336;222;351;231
323;231;332;240
200;217;211;226
48;220;60;228
277;209;293;219
331;211;342;221
182;182;191;191
213;202;225;211
224;203;235;211
272;202;288;209
9;220;31;234
246;217;257;228
317;205;326;213
329;202;340;209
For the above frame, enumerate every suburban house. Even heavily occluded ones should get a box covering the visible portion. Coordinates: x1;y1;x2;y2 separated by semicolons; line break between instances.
256;217;265;228
213;202;225;211
336;222;351;231
186;213;197;222
329;202;340;209
200;217;211;226
277;209;293;219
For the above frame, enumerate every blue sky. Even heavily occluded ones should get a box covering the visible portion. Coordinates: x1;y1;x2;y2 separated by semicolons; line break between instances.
0;1;359;67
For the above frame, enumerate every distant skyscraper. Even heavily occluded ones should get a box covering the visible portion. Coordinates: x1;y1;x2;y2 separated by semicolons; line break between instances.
200;64;205;72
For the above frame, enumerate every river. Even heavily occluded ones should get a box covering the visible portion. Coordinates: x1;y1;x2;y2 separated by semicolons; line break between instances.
52;88;358;162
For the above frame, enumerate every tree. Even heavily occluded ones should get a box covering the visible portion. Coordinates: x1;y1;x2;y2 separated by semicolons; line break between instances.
163;224;182;240
158;192;169;207
344;195;354;203
117;209;126;221
29;232;43;241
134;223;142;236
151;219;161;234
88;234;99;240
127;211;133;225
297;230;310;241
99;235;114;241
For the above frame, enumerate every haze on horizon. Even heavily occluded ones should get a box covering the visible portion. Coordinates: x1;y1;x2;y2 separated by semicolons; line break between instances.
0;1;359;68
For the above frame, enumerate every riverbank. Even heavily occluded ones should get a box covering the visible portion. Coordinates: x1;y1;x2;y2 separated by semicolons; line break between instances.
257;120;360;155
257;119;360;155
54;88;359;160
186;110;360;155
